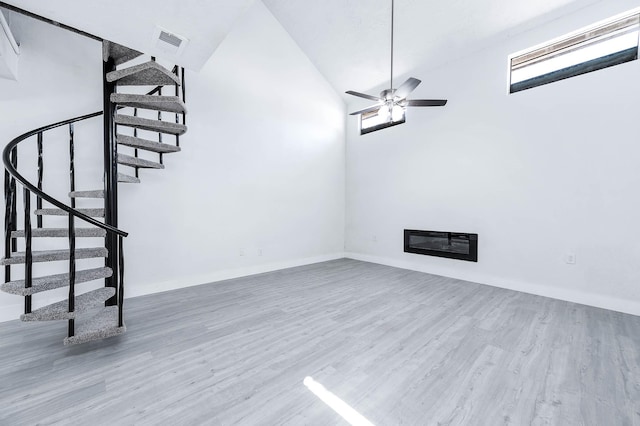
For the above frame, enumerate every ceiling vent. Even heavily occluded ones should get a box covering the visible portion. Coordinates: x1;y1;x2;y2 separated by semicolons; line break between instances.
152;26;188;56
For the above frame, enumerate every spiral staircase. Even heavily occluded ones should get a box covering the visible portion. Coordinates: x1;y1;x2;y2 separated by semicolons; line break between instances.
1;40;187;344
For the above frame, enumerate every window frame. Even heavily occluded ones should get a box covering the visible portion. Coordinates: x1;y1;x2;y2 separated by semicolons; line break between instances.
359;108;406;135
508;8;640;94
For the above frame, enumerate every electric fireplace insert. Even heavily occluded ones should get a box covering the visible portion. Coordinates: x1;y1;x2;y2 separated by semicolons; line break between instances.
404;229;478;262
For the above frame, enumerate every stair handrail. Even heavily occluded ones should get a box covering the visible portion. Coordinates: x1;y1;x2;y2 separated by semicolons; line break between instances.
2;111;128;237
3;68;184;240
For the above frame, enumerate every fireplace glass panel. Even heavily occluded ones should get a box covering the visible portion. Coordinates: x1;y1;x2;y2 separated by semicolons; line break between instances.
408;233;470;255
404;230;478;262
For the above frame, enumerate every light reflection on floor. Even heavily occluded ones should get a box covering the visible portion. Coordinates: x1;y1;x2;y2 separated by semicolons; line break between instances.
303;376;375;426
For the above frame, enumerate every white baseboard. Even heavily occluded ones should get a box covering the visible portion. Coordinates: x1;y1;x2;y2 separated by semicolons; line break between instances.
0;301;23;323
5;251;635;323
0;252;347;324
126;252;347;299
345;252;640;317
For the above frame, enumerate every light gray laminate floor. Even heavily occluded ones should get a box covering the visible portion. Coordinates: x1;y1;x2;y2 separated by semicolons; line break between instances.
1;259;639;425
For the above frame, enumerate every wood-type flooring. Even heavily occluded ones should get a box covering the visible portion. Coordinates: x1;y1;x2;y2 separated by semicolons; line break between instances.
1;259;639;425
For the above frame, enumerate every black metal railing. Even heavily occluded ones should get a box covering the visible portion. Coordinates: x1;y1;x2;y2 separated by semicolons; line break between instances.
3;53;186;339
1;2;187;342
2;112;128;336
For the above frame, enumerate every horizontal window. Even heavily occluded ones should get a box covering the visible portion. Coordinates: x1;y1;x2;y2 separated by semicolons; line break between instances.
360;105;405;135
509;11;640;93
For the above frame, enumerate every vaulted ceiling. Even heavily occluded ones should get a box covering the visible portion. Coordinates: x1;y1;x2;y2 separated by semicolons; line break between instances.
262;0;601;98
4;0;603;98
2;0;254;70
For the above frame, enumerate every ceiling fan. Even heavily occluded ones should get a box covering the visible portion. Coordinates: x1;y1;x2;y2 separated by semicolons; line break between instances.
346;0;447;119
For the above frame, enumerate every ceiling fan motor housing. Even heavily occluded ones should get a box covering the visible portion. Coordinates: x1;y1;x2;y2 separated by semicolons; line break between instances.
380;88;396;100
344;0;447;116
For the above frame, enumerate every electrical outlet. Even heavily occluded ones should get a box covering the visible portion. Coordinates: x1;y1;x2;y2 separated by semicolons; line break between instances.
372;235;378;243
565;253;576;264
239;248;245;257
258;248;263;256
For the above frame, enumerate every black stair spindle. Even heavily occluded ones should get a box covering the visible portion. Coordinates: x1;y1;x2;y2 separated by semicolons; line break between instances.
10;147;17;253
157;87;163;165
103;55;119;307
23;188;32;314
133;108;139;178
68;212;76;337
66;132;80;333
181;67;186;127
69;124;75;209
118;236;124;327
174;66;180;148
36;132;43;228
4;170;13;283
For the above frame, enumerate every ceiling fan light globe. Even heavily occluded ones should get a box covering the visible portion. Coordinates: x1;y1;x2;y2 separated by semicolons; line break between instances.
377;104;391;120
391;104;405;121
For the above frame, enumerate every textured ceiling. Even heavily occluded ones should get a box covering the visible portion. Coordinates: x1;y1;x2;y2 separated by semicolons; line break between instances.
262;0;601;100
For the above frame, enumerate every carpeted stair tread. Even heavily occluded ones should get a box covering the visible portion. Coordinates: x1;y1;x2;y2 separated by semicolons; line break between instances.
117;173;140;183
21;287;116;322
1;247;108;265
11;228;106;238
117;153;164;169
1;267;113;296
111;93;187;113
106;61;180;86
103;41;143;66
117;134;181;153
35;208;105;218
64;306;125;345
69;190;104;199
115;114;187;135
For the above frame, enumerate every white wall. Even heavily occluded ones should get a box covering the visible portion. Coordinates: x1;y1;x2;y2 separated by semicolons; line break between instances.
0;12;105;321
345;0;640;316
115;1;346;298
0;1;345;321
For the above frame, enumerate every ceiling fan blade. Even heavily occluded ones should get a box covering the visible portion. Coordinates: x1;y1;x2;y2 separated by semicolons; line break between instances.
349;104;384;116
404;99;448;107
345;91;382;102
394;78;422;100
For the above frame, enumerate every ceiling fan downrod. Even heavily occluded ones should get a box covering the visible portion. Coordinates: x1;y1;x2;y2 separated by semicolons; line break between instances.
390;0;395;94
345;0;448;117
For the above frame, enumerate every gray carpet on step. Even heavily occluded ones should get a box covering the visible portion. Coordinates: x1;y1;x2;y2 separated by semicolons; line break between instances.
21;287;116;321
106;61;180;86
117;153;164;169
115;114;187;135
34;208;105;218
1;267;113;296
117;173;141;183
117;134;181;153
64;306;125;345
111;93;187;113
69;190;105;199
11;228;106;238
102;40;142;65
1;247;108;265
